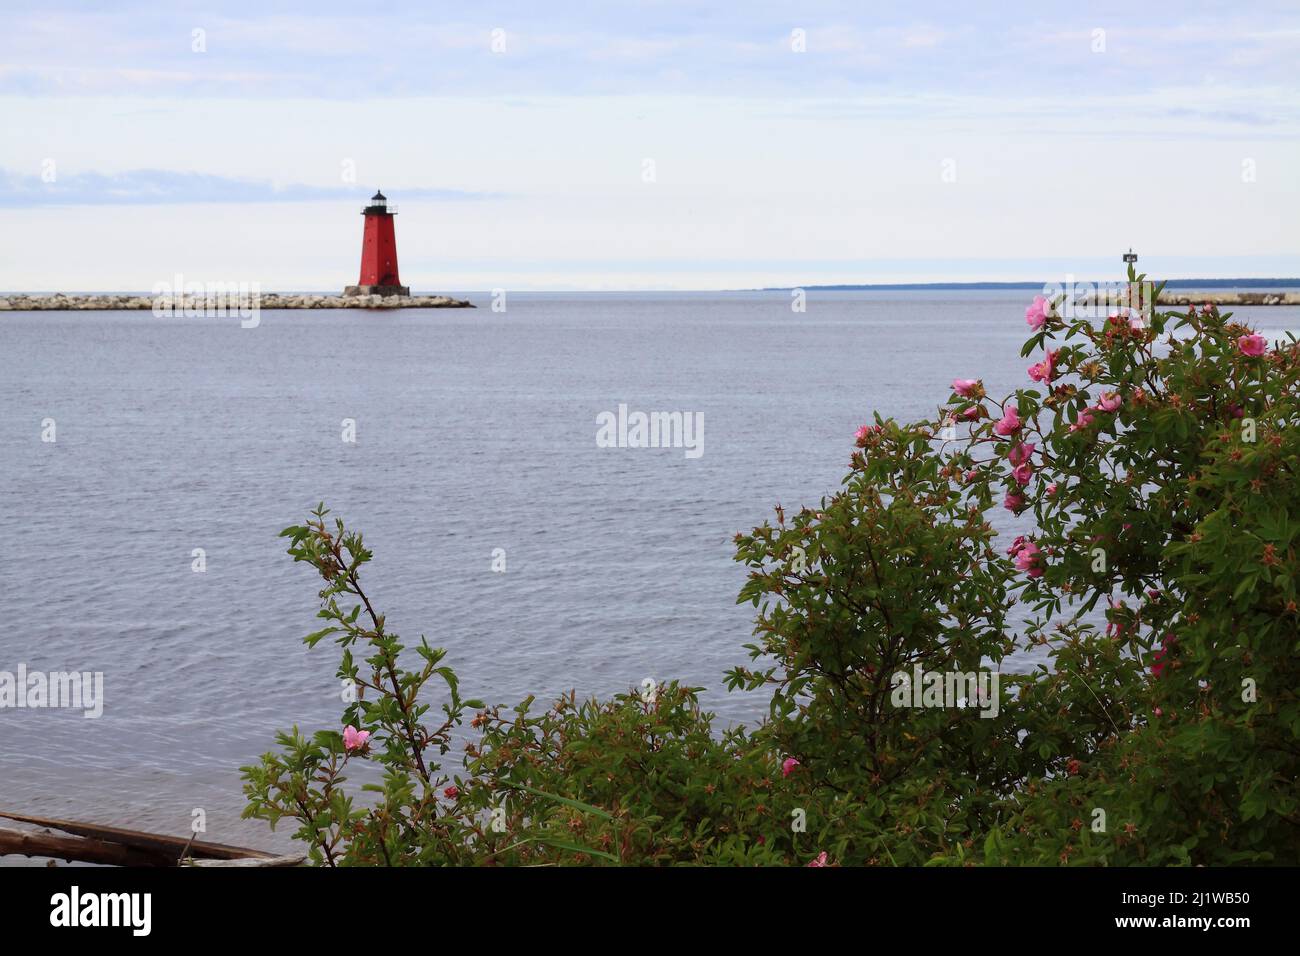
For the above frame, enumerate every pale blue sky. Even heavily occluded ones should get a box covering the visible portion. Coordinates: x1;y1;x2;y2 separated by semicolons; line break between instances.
1;1;1297;290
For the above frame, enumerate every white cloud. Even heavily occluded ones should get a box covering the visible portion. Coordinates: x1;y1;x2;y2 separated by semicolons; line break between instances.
1;2;1297;289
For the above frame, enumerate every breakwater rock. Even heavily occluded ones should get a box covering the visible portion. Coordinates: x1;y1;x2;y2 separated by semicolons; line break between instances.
0;293;474;311
1080;290;1300;307
1153;291;1300;306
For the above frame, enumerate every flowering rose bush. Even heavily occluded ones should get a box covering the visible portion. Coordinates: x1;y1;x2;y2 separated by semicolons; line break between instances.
243;272;1298;865
241;506;786;865
975;277;1300;865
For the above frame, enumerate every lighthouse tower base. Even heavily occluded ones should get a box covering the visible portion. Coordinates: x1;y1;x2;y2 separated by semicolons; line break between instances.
343;284;410;297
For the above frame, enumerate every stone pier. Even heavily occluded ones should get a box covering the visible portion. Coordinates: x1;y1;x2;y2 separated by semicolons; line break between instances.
0;293;474;311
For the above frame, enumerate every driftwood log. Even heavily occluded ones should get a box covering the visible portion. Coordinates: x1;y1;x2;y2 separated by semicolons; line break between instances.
0;810;285;867
186;854;308;867
0;825;174;867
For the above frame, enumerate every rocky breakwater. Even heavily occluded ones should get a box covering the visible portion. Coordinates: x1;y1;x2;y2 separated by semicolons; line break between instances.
1154;291;1300;306
0;293;474;310
1081;289;1300;307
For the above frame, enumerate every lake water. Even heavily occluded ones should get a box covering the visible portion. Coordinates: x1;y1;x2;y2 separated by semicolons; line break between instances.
2;291;1296;855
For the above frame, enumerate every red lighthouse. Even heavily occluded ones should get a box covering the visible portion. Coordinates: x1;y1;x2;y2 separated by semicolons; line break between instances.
344;190;409;297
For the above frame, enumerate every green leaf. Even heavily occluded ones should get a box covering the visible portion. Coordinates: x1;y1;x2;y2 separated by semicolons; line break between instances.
515;785;615;820
304;627;338;647
528;836;621;863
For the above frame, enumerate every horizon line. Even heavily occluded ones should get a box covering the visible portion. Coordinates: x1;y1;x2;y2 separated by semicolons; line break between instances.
6;277;1300;297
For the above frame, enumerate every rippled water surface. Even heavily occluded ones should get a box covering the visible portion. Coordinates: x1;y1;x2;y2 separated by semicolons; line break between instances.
3;291;1295;853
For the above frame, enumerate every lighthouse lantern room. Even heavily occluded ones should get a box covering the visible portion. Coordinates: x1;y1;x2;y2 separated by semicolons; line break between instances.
343;190;410;297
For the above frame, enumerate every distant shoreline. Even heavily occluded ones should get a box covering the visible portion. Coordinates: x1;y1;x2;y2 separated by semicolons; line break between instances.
763;278;1300;292
3;283;1300;311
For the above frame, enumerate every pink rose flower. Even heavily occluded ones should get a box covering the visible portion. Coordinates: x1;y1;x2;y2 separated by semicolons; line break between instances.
960;405;981;421
1069;409;1095;433
444;785;459;799
994;406;1022;436
1012;463;1033;485
963;469;979;483
1007;442;1035;467
951;379;979;397
1151;632;1176;678
1003;491;1024;512
1024;295;1050;331
807;852;829;868
1013;540;1044;577
1046;482;1058;496
1238;333;1267;356
855;425;870;441
782;757;800;778
1096;392;1121;413
1027;349;1059;384
1006;535;1028;557
343;725;371;752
